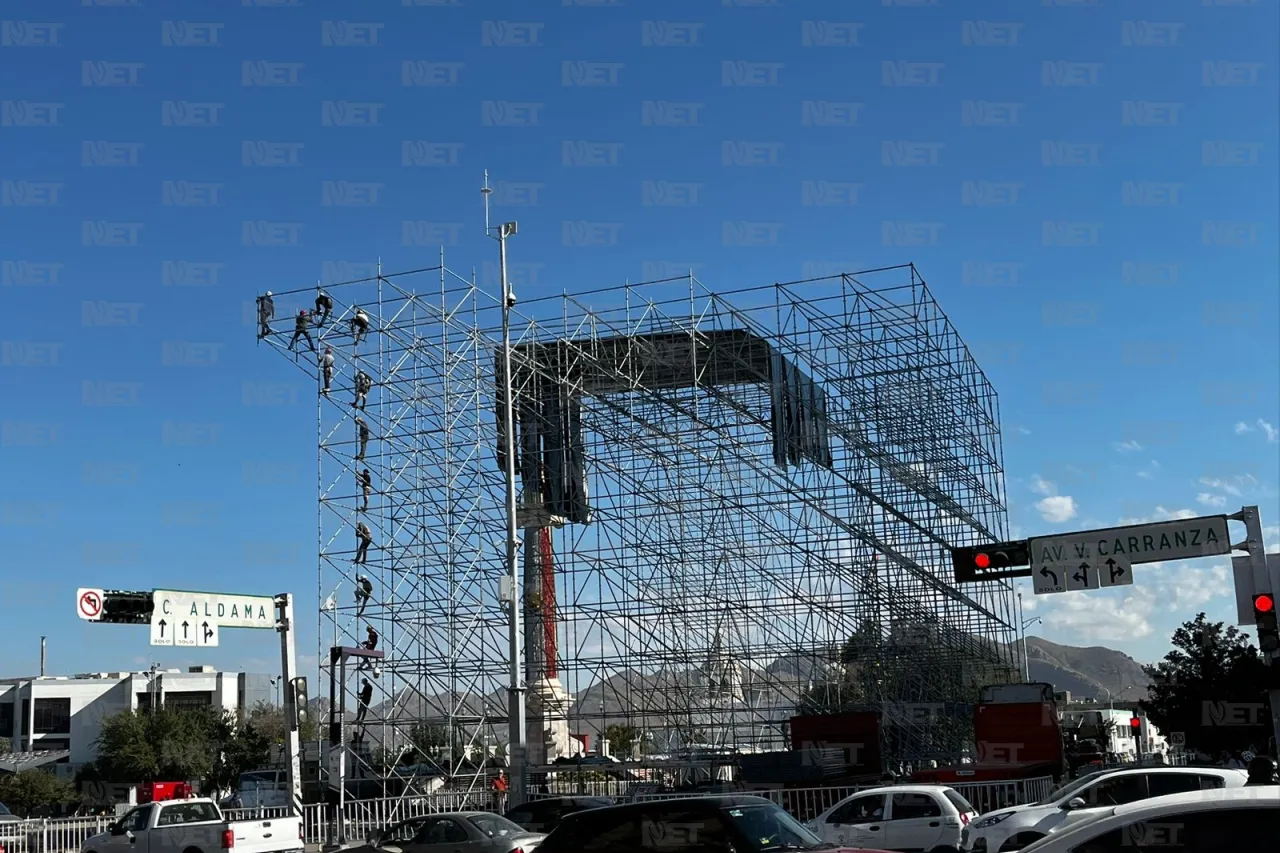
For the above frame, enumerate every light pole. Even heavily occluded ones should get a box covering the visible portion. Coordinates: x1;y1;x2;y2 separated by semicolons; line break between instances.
1017;592;1042;681
482;171;527;806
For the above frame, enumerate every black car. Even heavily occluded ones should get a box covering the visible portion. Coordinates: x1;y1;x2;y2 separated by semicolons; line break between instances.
535;794;841;853
504;796;614;834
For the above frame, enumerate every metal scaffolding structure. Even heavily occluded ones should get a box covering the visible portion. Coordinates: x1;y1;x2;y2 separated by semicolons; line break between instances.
257;259;1019;788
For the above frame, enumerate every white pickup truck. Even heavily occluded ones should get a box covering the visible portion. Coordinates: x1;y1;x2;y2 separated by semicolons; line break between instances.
81;799;303;853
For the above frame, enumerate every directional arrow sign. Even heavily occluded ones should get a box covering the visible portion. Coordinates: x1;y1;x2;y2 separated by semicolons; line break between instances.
77;588;105;621
1100;554;1134;588
1033;564;1066;595
150;616;174;647
176;619;196;648
1029;515;1230;570
1066;559;1101;592
197;620;220;648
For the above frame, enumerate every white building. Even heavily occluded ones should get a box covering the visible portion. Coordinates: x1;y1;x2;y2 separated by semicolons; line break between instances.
0;667;273;769
1062;707;1169;760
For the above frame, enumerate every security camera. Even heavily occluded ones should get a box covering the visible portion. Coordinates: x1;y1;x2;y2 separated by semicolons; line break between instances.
372;666;381;679
505;290;517;308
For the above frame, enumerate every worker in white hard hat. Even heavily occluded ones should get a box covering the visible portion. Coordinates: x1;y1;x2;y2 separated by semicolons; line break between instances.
256;291;274;338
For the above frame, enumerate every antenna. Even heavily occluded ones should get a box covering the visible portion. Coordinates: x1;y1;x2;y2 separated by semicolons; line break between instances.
481;169;493;238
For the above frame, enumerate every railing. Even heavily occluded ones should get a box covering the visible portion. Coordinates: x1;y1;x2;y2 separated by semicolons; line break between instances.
0;774;1056;853
0;816;115;853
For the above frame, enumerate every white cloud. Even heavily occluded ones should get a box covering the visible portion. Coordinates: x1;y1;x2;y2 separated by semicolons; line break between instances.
1036;496;1078;523
1041;560;1234;644
1196;493;1227;508
1198;476;1242;496
1113;440;1143;452
1029;475;1056;496
1136;460;1160;480
1235;419;1278;442
1264;525;1279;554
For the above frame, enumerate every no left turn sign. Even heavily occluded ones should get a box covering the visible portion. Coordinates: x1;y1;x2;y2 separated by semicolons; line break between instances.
78;587;105;621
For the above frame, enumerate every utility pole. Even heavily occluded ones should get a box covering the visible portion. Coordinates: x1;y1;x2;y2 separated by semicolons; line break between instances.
1235;506;1280;757
482;170;527;807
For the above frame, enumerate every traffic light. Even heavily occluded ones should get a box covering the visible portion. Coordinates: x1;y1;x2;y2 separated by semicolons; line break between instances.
952;541;1031;583
1253;593;1279;658
291;677;310;728
1129;717;1142;732
99;591;154;624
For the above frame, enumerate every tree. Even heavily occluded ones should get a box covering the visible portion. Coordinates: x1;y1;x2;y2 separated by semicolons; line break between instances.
245;700;319;745
0;769;80;817
95;705;272;796
604;724;639;755
1140;612;1274;756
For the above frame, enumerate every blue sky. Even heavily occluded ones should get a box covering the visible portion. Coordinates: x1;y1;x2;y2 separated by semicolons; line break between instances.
1;0;1276;683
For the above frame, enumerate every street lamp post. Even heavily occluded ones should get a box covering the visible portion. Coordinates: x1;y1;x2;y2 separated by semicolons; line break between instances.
483;171;527;807
1017;592;1042;681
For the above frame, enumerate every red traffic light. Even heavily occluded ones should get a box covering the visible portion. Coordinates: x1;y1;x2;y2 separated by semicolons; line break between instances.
1129;718;1141;729
1254;594;1275;614
975;553;991;569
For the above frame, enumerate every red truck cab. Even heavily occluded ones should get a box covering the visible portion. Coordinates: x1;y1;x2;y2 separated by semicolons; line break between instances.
912;683;1068;784
137;782;195;804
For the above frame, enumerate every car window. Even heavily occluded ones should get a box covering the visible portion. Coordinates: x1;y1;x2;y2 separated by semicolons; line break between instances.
156;802;219;826
828;794;885;823
944;789;975;814
891;793;943;820
415;817;469;844
641;809;732;853
1195;774;1226;790
382;819;423;843
469;814;524;838
543;812;643;852
1085;774;1148;806
1146;774;1202;798
1040;768;1111;805
1066;806;1280;852
504;807;533;826
127;806;154;832
721;805;824;853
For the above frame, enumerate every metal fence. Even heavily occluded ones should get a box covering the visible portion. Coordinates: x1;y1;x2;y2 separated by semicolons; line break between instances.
0;775;1054;853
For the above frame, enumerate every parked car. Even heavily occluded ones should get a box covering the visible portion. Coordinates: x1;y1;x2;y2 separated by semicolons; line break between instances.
962;765;1248;852
536;794;895;852
504;796;614;834
80;798;303;853
355;812;544;853
804;784;979;852
1016;786;1280;852
0;803;17;823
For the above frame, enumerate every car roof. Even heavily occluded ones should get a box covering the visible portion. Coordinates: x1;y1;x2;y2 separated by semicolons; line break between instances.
1099;765;1242;777
1027;787;1280;851
844;784;957;796
562;794;776;819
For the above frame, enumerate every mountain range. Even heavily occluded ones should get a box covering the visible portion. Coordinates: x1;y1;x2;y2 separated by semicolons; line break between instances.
317;635;1155;750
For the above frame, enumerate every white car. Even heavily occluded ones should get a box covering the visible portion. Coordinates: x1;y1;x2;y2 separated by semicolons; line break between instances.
1017;786;1280;852
805;784;979;852
961;766;1248;852
82;798;303;853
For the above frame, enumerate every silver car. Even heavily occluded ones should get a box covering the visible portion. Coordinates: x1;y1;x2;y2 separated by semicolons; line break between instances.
357;812;544;853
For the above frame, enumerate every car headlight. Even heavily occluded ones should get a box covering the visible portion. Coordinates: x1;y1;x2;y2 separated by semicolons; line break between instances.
972;812;1014;829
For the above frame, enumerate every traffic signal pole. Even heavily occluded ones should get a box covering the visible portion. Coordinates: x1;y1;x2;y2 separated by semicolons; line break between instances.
275;593;303;819
1236;506;1280;758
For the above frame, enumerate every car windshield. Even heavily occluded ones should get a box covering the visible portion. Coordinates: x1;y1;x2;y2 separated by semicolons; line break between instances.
468;814;525;838
0;802;11;815
1036;768;1111;805
722;804;827;852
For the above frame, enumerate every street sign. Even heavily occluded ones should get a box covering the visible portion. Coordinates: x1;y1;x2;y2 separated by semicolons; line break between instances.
1029;515;1231;569
1169;731;1186;747
77;588;105;621
150;615;174;646
175;618;198;647
1033;564;1066;595
198;620;219;647
1065;560;1100;592
1099;554;1134;588
152;589;277;629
